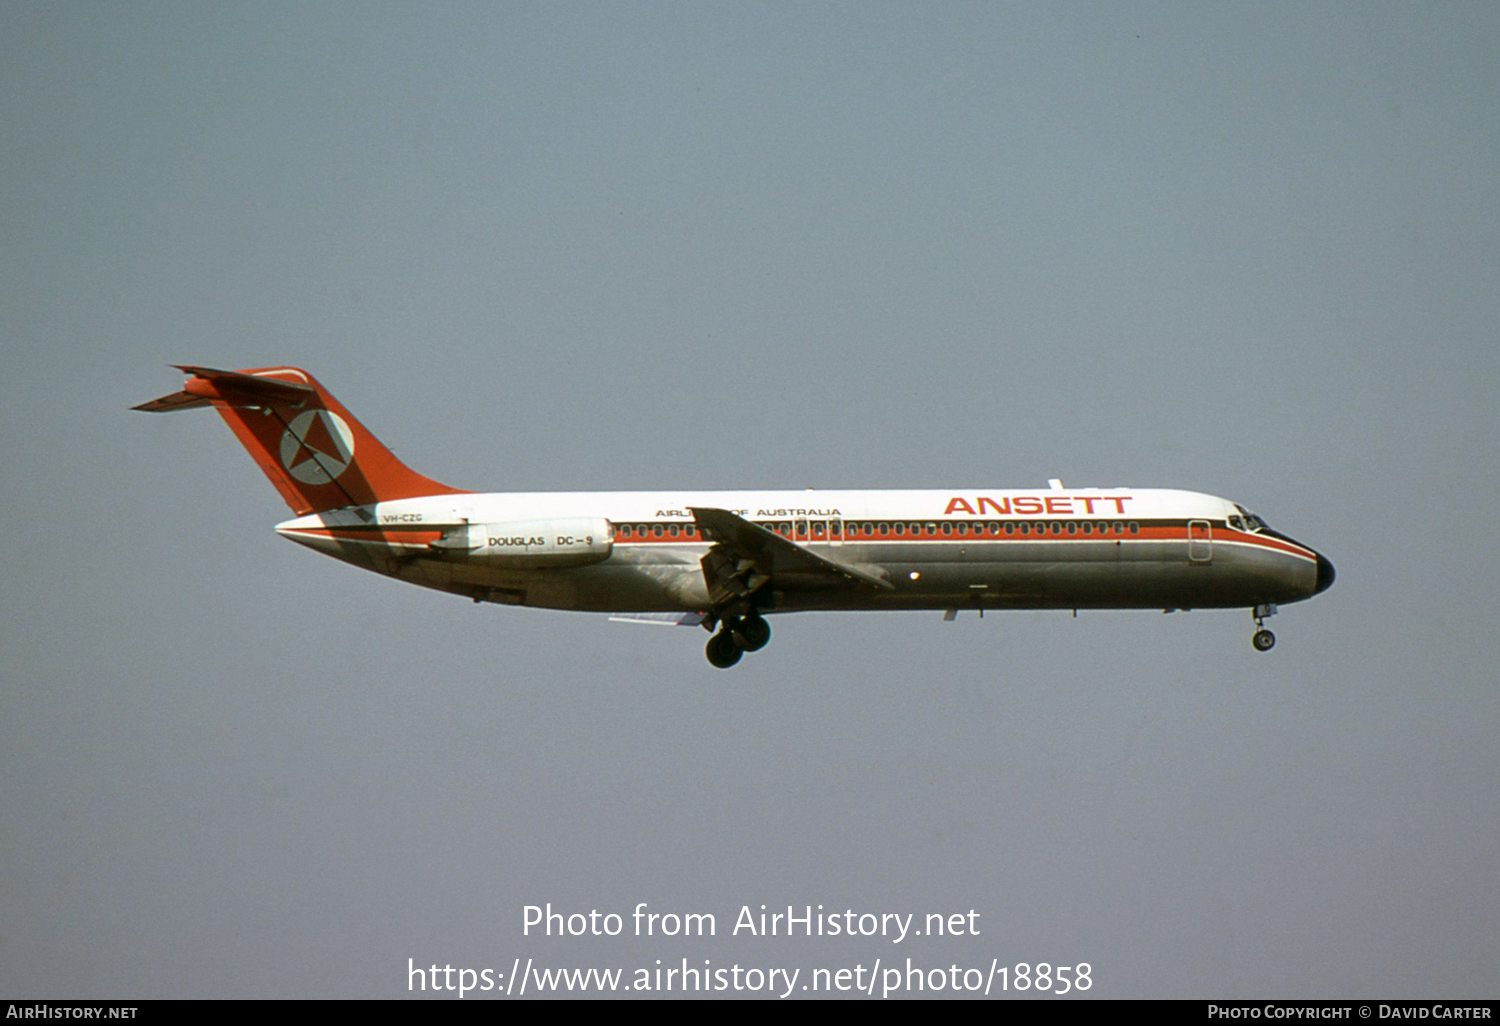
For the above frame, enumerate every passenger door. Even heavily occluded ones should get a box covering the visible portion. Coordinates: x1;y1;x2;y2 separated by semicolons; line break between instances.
1188;520;1212;562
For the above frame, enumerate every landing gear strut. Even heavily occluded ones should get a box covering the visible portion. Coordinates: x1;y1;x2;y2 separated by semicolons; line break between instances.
1252;604;1277;652
704;612;772;668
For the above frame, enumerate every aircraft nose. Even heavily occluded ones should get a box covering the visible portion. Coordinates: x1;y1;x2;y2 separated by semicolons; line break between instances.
1314;552;1336;595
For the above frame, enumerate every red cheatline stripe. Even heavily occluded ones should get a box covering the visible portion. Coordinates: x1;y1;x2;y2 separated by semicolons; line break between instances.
614;522;1316;558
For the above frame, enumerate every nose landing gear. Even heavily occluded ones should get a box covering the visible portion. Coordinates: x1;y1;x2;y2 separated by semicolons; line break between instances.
705;612;772;668
1251;604;1277;652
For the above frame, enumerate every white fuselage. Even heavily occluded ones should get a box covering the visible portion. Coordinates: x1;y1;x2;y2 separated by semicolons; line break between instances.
276;486;1329;616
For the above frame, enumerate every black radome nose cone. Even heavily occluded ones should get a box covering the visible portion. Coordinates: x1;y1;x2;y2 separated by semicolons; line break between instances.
1315;553;1336;594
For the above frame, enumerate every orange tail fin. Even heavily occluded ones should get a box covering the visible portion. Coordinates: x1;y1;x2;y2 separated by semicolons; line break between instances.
135;365;466;514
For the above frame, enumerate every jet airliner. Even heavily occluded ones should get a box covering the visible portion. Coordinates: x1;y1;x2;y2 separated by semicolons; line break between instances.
137;366;1334;667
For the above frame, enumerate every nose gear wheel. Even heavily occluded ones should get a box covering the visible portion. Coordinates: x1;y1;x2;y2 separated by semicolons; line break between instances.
1251;604;1278;652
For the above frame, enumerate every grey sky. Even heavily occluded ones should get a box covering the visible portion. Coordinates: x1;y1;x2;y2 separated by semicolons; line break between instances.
2;2;1496;998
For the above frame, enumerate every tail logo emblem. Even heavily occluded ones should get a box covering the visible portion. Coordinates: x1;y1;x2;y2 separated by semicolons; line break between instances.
280;410;355;485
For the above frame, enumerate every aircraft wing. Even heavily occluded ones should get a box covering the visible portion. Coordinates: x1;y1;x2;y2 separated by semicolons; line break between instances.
609;612;709;627
690;506;893;607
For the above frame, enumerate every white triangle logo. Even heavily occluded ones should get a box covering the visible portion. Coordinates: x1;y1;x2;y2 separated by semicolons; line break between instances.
279;410;355;485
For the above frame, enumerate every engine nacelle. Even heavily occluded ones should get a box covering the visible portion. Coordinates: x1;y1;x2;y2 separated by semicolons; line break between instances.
430;517;613;569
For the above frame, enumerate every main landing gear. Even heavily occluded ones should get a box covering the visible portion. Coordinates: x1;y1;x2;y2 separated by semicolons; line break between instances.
1251;604;1277;652
705;613;771;669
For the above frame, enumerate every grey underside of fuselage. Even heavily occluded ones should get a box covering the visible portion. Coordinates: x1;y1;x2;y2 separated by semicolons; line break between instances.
315;537;1315;615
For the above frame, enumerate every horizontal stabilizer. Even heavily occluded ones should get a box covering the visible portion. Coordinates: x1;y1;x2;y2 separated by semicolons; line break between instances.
172;364;315;399
133;365;316;413
131;390;213;413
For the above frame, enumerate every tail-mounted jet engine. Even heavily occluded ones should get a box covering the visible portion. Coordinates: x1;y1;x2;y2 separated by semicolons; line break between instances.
430;518;613;569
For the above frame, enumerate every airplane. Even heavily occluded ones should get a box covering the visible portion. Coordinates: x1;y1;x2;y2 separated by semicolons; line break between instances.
136;365;1335;668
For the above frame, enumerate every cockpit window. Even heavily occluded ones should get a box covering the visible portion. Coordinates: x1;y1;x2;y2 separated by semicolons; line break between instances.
1233;505;1269;532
